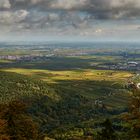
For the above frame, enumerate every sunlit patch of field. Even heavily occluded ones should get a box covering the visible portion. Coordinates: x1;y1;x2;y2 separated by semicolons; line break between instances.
1;68;134;109
0;59;13;63
2;68;133;83
68;55;123;61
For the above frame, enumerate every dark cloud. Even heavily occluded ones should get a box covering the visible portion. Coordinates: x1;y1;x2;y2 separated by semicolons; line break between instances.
87;0;140;19
0;0;140;37
2;0;139;19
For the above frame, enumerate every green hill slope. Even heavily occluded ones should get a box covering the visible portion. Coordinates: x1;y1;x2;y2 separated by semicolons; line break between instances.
0;71;131;139
0;71;59;103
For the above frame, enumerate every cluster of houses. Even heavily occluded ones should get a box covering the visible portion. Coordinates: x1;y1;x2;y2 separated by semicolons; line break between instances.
115;61;140;70
0;55;20;60
0;54;54;61
91;61;140;71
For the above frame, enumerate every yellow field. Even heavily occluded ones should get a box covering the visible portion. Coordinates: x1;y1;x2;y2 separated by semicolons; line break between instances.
2;68;133;83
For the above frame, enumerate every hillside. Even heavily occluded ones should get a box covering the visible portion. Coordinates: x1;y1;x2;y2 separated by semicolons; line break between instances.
0;70;132;139
0;71;59;103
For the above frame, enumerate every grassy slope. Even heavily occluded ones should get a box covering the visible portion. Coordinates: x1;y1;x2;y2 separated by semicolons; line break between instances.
1;68;133;109
0;68;134;138
0;71;60;103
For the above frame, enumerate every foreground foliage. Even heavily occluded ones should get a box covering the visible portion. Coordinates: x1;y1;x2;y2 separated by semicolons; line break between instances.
0;101;40;140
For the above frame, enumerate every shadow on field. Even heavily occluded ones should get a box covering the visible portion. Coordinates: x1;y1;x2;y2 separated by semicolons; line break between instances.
48;79;129;108
1;56;113;71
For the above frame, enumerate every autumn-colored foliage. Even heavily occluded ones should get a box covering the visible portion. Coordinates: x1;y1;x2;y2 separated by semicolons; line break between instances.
0;101;39;140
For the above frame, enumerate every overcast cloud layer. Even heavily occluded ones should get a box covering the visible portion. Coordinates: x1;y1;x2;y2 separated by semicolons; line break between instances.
0;0;140;41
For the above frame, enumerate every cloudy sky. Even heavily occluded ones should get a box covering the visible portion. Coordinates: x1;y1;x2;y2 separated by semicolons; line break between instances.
0;0;140;41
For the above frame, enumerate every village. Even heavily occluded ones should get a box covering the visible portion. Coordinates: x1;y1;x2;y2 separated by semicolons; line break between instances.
0;54;54;61
91;61;140;71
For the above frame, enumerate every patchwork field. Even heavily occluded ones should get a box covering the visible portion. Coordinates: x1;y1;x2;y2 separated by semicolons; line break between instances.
1;67;133;109
2;68;133;82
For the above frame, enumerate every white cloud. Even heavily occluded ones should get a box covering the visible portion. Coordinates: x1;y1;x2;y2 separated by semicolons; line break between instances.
14;10;29;21
95;29;103;33
0;0;11;9
0;10;28;24
45;0;89;10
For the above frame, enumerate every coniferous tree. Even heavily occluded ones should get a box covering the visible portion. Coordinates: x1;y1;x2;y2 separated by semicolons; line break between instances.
97;119;118;140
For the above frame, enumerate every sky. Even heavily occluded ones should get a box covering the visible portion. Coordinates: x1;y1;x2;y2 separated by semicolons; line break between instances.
0;0;140;42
